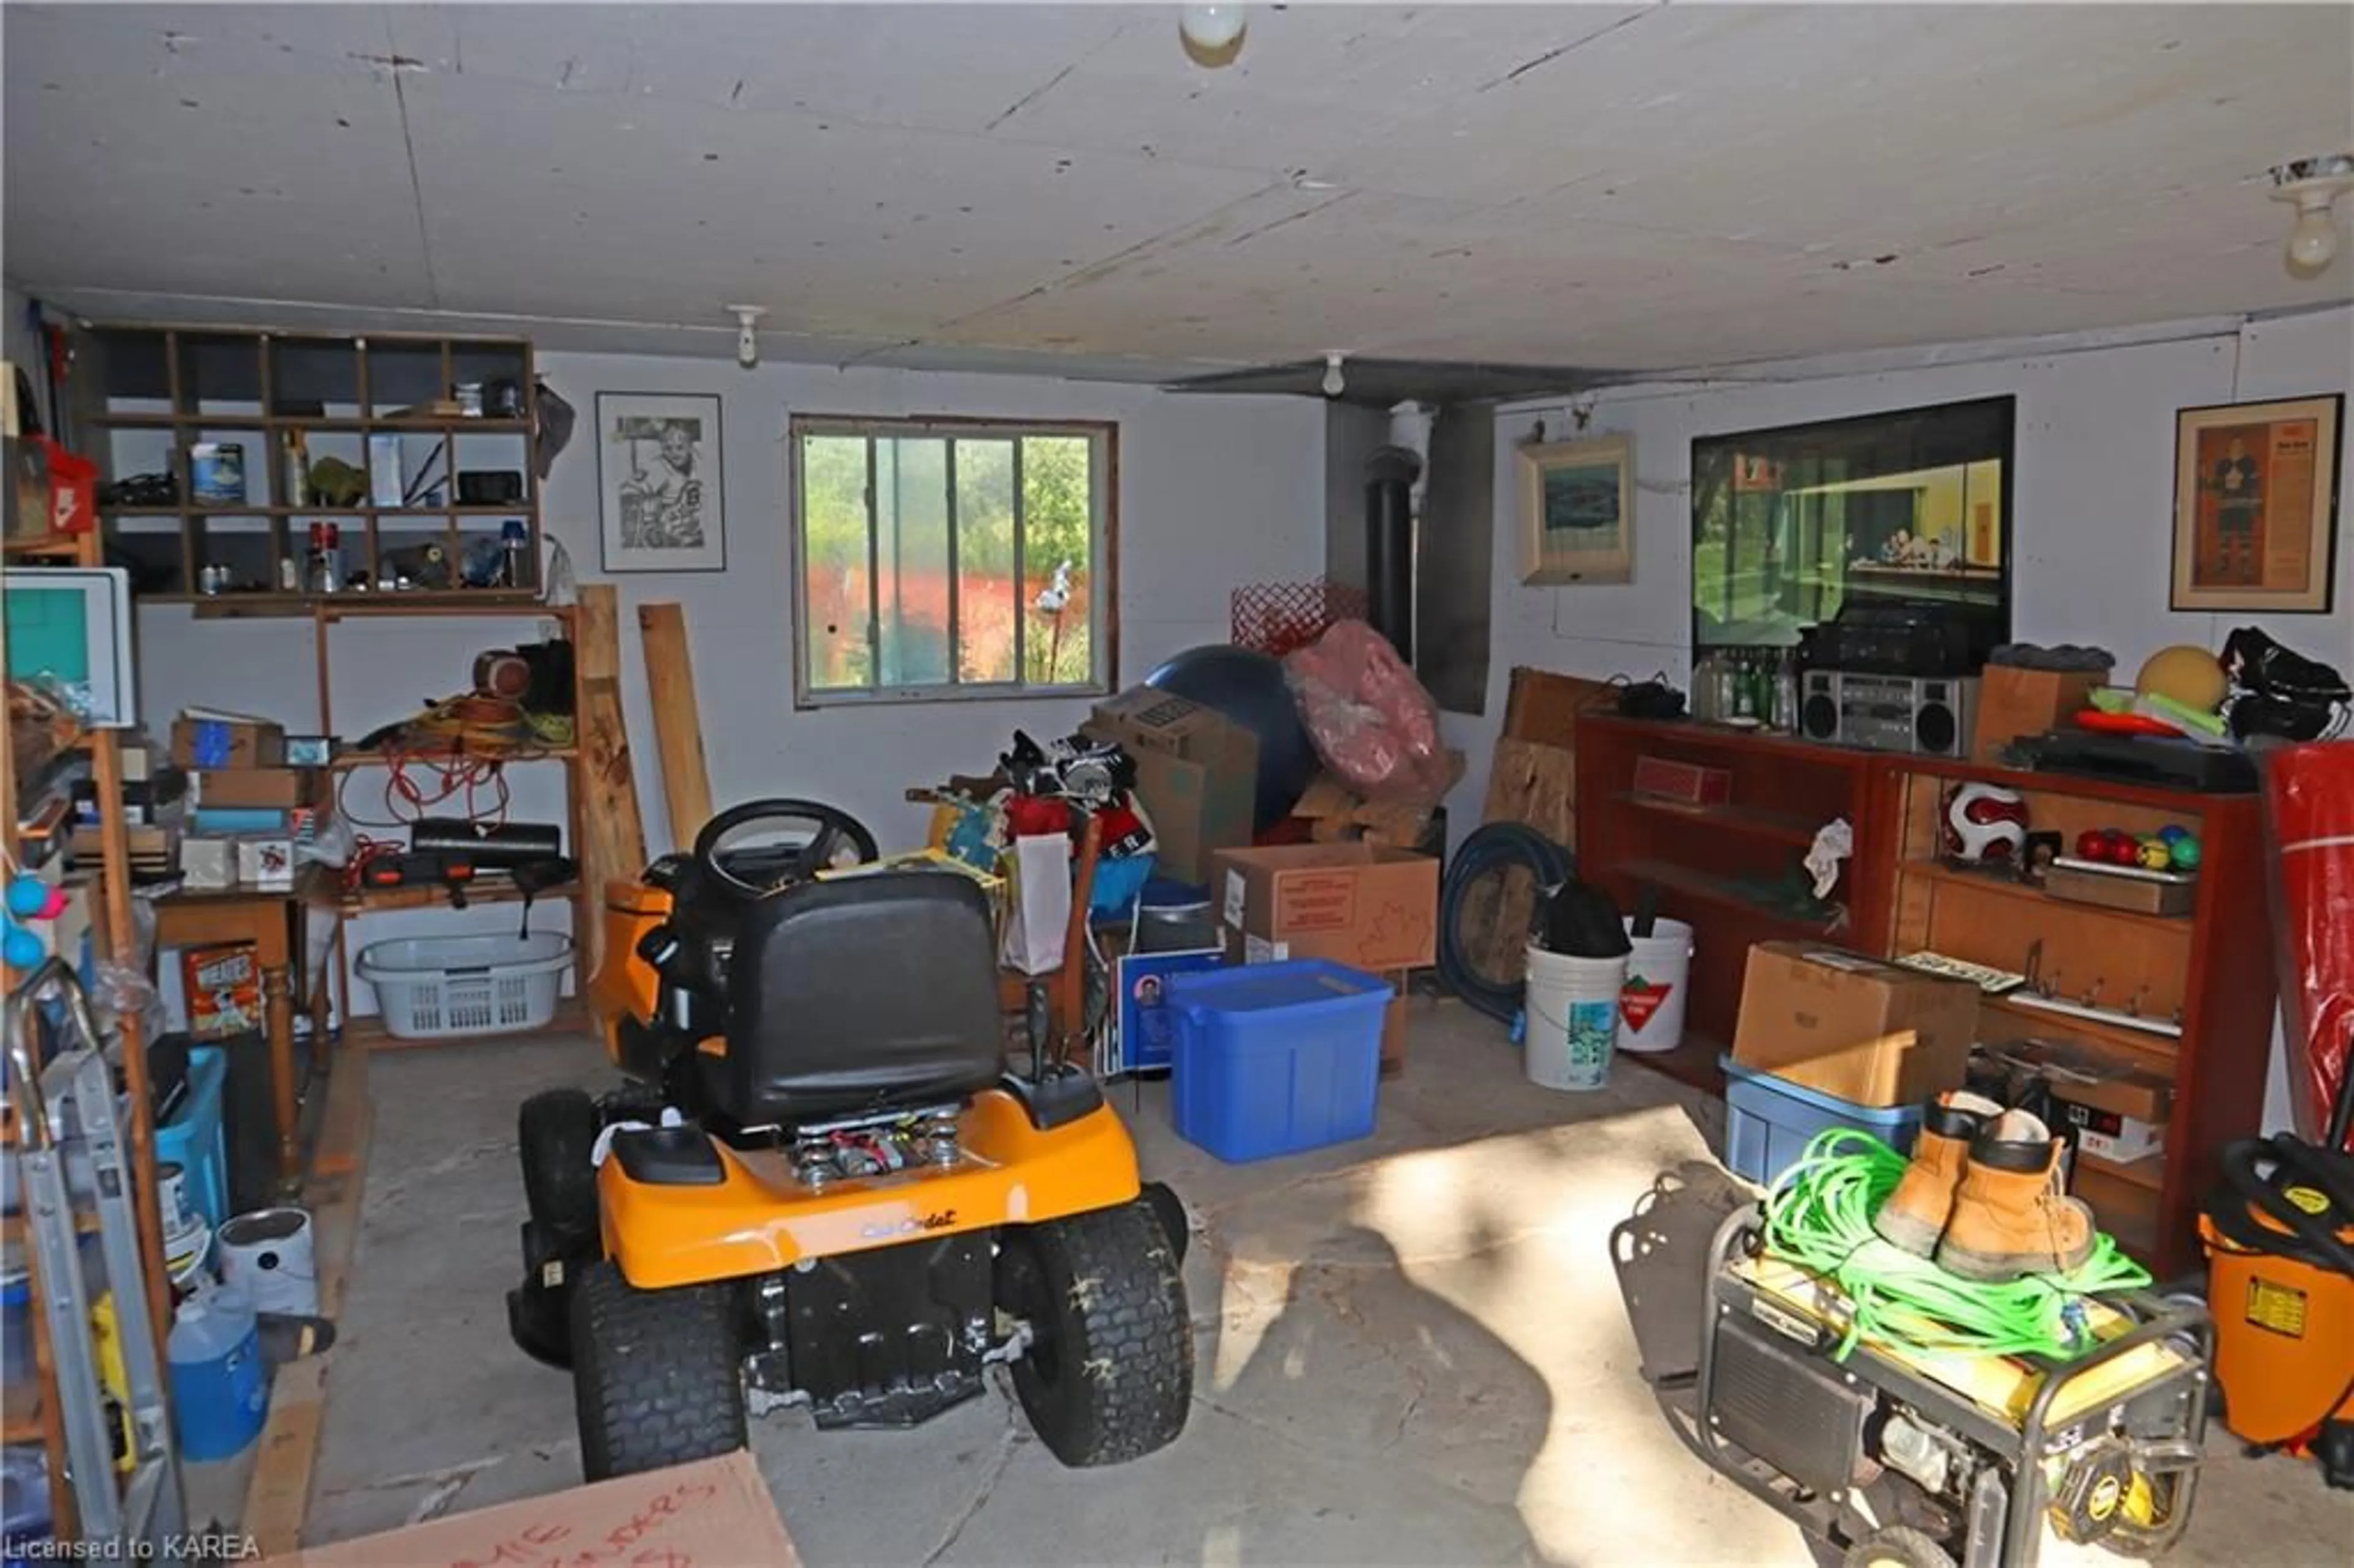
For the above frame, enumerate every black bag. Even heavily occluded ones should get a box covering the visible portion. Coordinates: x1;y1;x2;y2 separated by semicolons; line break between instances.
2222;627;2350;742
1537;880;1632;959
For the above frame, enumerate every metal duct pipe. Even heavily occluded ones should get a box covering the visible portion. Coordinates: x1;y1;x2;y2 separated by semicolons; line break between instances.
1364;444;1422;662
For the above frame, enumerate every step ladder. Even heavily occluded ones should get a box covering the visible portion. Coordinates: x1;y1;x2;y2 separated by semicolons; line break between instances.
6;958;185;1547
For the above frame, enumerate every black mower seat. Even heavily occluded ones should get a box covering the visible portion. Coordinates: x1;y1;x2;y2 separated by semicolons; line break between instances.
717;870;1005;1127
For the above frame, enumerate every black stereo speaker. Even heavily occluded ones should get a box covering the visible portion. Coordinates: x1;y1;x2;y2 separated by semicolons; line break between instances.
1799;671;1976;756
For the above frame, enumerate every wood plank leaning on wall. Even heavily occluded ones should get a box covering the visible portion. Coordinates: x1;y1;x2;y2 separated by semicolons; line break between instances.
574;586;648;975
638;603;715;851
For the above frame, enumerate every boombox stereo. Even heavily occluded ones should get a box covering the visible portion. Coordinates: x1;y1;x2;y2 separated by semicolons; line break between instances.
1799;671;1977;756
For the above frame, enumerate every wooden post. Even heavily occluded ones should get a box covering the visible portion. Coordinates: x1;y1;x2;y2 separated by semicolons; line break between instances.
573;587;646;976
636;603;714;848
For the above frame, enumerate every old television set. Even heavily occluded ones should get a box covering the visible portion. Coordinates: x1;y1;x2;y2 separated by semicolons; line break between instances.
3;566;138;727
1689;396;2015;666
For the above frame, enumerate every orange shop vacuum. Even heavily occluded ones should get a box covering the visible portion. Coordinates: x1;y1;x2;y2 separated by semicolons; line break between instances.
2201;1121;2354;1486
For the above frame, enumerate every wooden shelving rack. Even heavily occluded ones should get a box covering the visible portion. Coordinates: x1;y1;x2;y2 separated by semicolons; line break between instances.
305;599;591;1039
70;324;544;615
1878;753;2273;1277
2;528;172;1541
1575;714;2277;1277
1574;715;1887;1097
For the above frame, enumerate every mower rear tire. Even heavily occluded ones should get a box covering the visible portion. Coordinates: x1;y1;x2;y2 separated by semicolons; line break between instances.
570;1262;746;1480
1002;1198;1192;1467
520;1089;601;1240
1842;1526;1957;1568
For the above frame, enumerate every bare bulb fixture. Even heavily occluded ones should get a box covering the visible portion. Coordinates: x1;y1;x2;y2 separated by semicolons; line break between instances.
1321;353;1346;398
728;305;768;368
2269;154;2354;278
1180;4;1246;69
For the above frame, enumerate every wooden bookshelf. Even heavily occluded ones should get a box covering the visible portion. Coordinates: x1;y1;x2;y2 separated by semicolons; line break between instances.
1573;717;2276;1275
69;324;542;614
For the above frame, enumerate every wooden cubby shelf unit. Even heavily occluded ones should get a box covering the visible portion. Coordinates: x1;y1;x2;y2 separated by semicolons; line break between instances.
71;324;544;615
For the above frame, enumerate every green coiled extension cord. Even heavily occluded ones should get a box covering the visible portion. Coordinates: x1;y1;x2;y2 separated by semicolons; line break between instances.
1761;1128;2151;1361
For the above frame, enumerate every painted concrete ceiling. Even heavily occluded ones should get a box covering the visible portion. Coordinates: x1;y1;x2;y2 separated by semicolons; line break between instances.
4;2;2349;381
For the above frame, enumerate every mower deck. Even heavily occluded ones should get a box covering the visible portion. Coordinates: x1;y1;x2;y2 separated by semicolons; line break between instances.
597;1088;1142;1289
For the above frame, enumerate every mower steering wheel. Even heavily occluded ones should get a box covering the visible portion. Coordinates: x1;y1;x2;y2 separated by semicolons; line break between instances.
691;799;878;899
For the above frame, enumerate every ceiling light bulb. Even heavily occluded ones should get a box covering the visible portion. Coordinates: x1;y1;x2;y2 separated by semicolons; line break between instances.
1322;352;1346;398
728;305;767;368
2269;153;2354;279
2286;198;2338;275
1179;4;1246;68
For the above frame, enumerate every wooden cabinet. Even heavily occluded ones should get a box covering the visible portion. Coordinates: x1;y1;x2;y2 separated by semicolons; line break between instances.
70;324;543;614
1878;755;2272;1277
1574;717;2276;1277
1574;717;1884;1095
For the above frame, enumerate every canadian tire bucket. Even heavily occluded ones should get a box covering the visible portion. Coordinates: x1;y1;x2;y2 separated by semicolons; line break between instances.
1524;945;1627;1092
1618;918;1694;1055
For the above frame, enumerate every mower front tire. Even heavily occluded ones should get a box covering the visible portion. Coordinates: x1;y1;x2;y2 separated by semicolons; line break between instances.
520;1089;601;1240
570;1262;747;1480
1001;1198;1192;1467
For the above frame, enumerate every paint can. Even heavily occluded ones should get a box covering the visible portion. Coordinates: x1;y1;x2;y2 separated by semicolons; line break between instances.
189;443;246;506
156;1162;192;1234
216;1207;318;1315
1523;944;1626;1092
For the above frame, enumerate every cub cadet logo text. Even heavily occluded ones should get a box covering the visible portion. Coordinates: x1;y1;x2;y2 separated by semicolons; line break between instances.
861;1210;957;1239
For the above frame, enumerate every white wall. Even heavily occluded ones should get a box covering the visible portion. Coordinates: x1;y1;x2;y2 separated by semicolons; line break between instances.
1452;305;2353;1133
132;351;1325;1008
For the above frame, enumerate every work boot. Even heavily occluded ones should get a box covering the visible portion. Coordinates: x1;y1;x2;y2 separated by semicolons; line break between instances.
1872;1091;2003;1257
1936;1109;2096;1282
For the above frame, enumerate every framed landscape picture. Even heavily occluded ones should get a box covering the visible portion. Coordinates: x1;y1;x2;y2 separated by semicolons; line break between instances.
2171;394;2342;613
1518;434;1632;585
598;391;726;573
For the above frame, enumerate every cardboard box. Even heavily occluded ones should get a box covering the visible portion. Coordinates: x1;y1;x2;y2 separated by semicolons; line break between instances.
271;1449;801;1567
1985;1037;2172;1164
1211;842;1440;973
171;710;286;770
1380;970;1412;1076
1971;664;2109;763
1083;688;1259;885
181;942;261;1038
1292;756;1463;848
194;767;319;810
2043;859;2197;917
178;837;238;890
237;835;297;891
1731;941;1981;1108
1632;755;1731;810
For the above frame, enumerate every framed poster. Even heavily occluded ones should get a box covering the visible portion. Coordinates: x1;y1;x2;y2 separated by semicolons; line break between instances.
2171;394;2342;613
1518;434;1632;585
597;392;726;573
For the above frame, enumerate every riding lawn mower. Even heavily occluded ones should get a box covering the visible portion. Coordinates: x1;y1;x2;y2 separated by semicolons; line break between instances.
506;799;1195;1479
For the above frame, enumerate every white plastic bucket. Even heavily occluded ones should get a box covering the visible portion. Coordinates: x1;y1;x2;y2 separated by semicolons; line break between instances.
1617;918;1695;1055
217;1207;318;1316
1523;945;1628;1092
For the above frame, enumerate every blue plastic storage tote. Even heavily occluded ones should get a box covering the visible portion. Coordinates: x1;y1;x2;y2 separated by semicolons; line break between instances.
1722;1056;1924;1188
1167;960;1388;1163
155;1046;229;1229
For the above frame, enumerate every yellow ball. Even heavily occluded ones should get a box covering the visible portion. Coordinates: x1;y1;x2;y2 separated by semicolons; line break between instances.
2135;645;2227;712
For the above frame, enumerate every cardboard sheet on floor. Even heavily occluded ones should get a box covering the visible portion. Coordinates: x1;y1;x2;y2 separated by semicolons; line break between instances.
269;1450;799;1567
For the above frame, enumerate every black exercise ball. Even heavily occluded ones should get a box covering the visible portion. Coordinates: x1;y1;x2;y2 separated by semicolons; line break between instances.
1146;645;1319;832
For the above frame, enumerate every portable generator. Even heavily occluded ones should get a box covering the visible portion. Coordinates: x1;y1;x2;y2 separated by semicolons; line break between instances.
2200;1132;2354;1485
1687;1205;2211;1568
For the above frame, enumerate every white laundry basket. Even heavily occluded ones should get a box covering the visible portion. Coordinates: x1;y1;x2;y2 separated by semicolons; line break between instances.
356;931;574;1041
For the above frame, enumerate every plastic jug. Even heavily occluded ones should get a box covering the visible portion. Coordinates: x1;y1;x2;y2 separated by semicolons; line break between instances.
167;1284;267;1461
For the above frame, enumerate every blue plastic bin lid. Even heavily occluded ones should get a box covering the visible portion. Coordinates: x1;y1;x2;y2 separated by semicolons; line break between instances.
1140;877;1211;911
1168;959;1387;1015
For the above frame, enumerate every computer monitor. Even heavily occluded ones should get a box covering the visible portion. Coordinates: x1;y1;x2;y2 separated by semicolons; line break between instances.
3;565;138;727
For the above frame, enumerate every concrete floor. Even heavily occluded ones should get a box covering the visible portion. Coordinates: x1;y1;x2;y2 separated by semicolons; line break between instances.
299;1002;2353;1564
